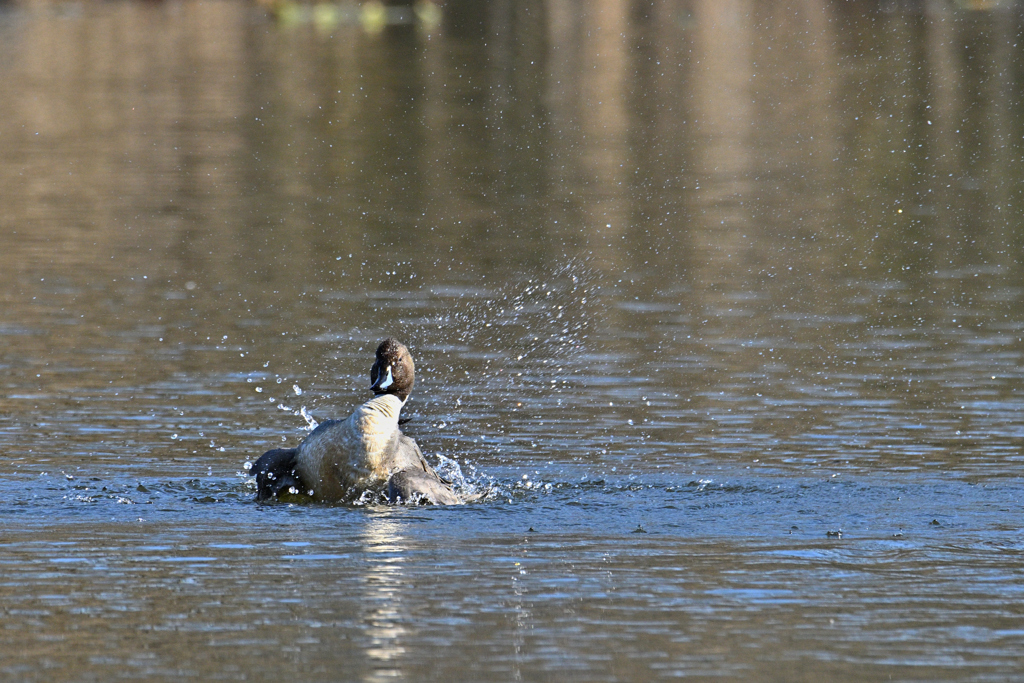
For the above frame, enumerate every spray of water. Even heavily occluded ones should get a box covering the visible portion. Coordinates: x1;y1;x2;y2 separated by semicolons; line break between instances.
242;258;603;498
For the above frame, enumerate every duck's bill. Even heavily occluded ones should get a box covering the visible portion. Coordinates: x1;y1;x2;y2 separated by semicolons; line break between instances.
370;364;394;392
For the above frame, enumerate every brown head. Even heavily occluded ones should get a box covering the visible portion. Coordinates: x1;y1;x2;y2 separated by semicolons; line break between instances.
369;337;415;402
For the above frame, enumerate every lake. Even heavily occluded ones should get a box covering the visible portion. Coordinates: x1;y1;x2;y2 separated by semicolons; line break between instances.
1;0;1023;680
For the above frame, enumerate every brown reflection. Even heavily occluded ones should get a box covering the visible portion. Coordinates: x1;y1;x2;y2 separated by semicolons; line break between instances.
685;0;757;315
0;0;1022;473
924;2;1017;267
577;0;630;269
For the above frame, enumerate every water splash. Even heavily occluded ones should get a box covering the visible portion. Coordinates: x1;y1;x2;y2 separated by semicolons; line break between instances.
434;454;499;501
419;258;600;365
243;260;603;484
299;406;319;430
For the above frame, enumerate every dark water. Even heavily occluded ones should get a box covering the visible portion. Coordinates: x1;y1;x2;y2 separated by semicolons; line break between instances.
2;0;1024;680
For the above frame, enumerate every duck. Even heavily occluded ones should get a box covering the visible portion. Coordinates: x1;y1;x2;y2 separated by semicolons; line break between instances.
249;338;461;505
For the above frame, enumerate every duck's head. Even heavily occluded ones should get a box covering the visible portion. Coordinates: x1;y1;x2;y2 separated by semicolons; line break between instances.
369;337;415;402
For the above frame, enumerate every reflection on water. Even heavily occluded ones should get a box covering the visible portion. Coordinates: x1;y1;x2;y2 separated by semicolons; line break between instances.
360;514;409;683
1;0;1024;679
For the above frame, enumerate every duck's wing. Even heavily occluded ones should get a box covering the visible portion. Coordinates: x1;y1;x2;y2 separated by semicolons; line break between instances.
250;447;301;500
385;432;460;504
386;467;461;505
392;433;432;474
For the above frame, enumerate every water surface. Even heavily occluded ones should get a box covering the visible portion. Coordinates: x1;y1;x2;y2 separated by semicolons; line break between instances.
1;0;1024;680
